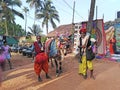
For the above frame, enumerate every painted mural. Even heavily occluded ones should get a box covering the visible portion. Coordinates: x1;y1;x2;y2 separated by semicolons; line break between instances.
73;19;106;55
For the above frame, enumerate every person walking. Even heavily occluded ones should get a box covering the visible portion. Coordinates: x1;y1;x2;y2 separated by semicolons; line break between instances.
34;35;51;82
78;28;96;79
2;42;12;69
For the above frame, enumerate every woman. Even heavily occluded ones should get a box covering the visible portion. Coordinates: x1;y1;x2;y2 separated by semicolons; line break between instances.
2;42;12;69
109;35;116;55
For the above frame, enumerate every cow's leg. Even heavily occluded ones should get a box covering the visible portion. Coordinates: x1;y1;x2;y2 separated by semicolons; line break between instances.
54;58;59;77
59;61;62;74
64;46;67;56
50;58;54;67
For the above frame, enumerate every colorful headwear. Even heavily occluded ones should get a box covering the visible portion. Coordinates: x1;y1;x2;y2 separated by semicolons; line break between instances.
79;28;86;34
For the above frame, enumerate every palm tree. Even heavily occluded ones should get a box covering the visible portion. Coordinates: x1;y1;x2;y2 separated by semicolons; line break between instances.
23;6;29;36
26;0;43;24
36;0;60;34
0;0;24;36
26;0;43;11
28;24;43;36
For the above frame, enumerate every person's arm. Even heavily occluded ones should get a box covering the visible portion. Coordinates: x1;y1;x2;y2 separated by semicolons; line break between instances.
8;45;11;53
87;38;96;49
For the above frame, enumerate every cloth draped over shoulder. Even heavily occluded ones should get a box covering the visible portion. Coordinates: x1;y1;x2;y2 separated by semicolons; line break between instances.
79;34;96;57
79;34;90;55
34;41;49;63
45;39;53;54
45;39;58;57
34;41;42;54
49;39;58;57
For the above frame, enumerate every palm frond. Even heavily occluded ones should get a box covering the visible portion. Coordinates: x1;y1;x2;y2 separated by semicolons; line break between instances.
50;19;56;28
9;0;22;7
12;9;24;19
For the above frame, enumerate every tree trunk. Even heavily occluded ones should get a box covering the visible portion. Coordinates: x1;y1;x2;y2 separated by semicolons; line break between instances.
87;0;96;33
46;20;48;34
5;19;8;36
25;13;27;36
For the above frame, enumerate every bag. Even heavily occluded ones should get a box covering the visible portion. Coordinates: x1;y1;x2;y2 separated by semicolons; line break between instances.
86;47;95;61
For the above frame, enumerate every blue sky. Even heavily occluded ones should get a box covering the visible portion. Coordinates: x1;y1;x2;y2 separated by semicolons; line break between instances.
15;0;120;35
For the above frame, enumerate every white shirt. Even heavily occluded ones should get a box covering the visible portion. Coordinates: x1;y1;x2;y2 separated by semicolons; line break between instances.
79;33;96;55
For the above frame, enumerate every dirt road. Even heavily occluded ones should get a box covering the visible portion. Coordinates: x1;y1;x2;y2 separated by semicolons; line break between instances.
0;53;120;90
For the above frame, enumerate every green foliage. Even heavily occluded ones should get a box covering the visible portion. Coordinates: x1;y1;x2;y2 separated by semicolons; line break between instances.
26;0;60;34
26;38;34;43
28;24;43;36
116;42;120;47
0;0;24;36
41;36;47;43
36;0;60;34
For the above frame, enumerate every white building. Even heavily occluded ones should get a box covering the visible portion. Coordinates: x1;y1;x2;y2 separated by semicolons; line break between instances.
73;23;82;55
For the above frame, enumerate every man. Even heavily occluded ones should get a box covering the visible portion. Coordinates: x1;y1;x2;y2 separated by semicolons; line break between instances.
34;35;51;82
78;28;96;79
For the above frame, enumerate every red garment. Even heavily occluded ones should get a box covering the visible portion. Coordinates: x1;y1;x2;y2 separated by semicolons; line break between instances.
35;53;48;63
34;41;41;54
111;38;116;43
79;28;86;33
109;43;114;54
109;38;116;54
34;52;49;75
59;43;64;49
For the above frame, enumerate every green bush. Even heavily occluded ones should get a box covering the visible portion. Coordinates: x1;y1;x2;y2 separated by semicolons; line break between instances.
116;42;120;47
41;36;47;43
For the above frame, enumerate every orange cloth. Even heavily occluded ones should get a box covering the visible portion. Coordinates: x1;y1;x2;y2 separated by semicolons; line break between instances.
34;53;49;76
109;43;114;54
109;38;116;54
34;41;42;54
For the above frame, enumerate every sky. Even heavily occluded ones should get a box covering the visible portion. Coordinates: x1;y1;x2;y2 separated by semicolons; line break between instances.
15;0;120;35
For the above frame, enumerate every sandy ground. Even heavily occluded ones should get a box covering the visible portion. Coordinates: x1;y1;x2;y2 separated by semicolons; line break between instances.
0;52;120;90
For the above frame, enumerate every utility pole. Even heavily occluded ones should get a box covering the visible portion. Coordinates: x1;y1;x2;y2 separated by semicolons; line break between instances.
72;0;75;25
103;13;104;20
72;0;75;33
87;0;96;33
96;6;98;20
72;0;75;44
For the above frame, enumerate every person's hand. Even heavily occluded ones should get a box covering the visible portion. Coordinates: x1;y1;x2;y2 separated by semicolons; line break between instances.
78;45;85;48
87;46;91;50
82;45;86;48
